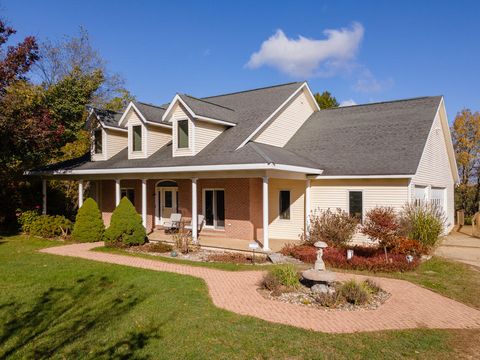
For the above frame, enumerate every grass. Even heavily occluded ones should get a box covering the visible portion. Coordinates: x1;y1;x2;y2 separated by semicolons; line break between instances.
0;235;478;359
333;257;480;310
94;245;281;272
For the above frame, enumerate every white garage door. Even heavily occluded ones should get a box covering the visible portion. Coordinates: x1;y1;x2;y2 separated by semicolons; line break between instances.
431;187;445;213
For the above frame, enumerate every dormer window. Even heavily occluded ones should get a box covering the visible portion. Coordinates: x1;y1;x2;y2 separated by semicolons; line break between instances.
94;129;103;154
132;125;142;152
177;120;189;148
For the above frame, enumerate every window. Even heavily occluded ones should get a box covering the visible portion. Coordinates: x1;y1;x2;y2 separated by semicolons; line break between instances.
177;120;189;148
349;191;363;222
132;125;142;152
94;129;103;154
164;190;173;208
414;186;427;206
121;188;135;204
279;190;291;220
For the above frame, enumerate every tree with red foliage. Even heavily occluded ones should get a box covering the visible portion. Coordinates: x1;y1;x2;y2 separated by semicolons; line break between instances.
0;20;64;228
361;207;400;249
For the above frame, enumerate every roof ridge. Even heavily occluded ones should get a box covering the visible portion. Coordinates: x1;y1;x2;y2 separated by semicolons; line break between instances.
180;94;235;111
326;96;442;110
135;101;167;110
202;81;304;100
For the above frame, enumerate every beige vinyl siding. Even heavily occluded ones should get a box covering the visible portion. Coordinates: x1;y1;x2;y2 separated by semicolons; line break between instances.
146;125;171;156
254;89;316;147
194;121;225;154
411;110;455;231
268;179;305;240
171;103;194;157
310;179;409;242
125;108;147;159
105;129;127;159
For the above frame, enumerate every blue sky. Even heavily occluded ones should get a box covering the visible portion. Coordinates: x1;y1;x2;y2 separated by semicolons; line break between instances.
3;0;479;121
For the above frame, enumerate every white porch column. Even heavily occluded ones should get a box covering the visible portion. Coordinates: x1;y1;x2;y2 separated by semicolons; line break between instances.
305;179;311;233
141;179;147;229
78;180;84;208
115;179;121;206
262;176;270;251
191;177;198;243
42;179;47;215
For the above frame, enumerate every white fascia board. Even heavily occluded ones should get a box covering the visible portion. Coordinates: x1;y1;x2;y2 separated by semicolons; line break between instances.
236;82;307;149
28;163;323;176
308;174;414;180
162;95;236;126
103;125;128;132
117;102;135;126
303;82;321;112
118;102;172;129
144;120;172;129
196;116;236;127
162;94;196;122
437;97;459;182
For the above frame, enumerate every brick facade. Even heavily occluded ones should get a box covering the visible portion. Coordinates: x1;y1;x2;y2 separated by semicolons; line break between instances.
98;177;265;241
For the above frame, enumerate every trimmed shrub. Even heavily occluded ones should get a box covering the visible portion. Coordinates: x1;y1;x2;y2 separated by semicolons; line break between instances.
361;207;400;249
391;237;424;256
301;209;358;247
323;246;420;272
399;203;445;250
30;215;72;238
17;209;40;233
104;197;146;246
280;244;317;263
72;198;105;242
339;280;370;305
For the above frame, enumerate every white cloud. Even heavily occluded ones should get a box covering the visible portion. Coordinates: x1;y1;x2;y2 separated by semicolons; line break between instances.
352;69;394;93
340;99;357;107
246;23;364;78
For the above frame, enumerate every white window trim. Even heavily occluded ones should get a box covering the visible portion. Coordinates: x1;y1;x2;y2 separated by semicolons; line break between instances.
92;126;107;161
347;189;364;223
172;116;195;156
128;123;147;158
278;189;291;221
202;188;225;230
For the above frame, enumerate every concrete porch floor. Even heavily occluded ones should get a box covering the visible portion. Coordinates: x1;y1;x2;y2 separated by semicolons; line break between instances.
148;230;298;253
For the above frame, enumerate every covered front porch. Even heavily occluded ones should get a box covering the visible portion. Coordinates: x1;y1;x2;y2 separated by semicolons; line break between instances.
41;169;313;251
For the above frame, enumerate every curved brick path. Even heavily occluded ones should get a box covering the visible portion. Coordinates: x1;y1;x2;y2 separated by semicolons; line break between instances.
40;242;480;333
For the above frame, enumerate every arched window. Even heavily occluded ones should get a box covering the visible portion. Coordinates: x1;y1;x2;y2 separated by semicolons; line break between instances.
157;180;178;187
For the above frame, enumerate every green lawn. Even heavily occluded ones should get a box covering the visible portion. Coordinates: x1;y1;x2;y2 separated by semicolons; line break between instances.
0;235;479;359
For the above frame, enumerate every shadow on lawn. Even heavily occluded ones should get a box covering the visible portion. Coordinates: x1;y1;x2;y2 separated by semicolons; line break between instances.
0;275;165;359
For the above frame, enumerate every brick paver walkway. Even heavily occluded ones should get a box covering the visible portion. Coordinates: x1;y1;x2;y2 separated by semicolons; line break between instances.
40;242;480;333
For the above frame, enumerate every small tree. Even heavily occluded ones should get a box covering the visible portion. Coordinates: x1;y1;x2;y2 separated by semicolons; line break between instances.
361;207;400;249
72;197;105;242
302;209;358;247
104;197;146;246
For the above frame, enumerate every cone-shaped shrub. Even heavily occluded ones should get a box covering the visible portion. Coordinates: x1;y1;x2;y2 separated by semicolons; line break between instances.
72;198;105;242
104;197;146;246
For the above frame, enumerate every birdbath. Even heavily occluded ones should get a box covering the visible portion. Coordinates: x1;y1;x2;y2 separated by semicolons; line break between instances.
302;241;336;283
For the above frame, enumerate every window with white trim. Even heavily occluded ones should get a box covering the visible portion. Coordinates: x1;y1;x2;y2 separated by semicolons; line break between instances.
94;129;103;154
177;120;189;148
414;186;427;206
132;125;142;152
279;190;291;220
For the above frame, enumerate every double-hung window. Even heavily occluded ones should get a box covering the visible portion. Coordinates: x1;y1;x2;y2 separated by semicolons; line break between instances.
279;190;291;220
94;129;103;154
132;125;142;152
177;120;189;148
348;191;363;222
121;188;135;204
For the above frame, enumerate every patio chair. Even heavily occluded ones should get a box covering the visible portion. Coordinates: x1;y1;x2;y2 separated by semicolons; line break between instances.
185;214;205;236
163;213;182;233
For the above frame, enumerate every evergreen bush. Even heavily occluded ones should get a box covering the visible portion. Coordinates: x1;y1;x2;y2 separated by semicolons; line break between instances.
104;197;146;246
72;198;105;242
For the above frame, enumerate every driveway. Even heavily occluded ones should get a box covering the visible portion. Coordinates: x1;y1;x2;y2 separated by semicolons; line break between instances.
436;226;480;267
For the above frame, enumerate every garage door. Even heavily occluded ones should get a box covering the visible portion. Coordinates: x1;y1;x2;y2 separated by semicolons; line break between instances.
430;187;445;213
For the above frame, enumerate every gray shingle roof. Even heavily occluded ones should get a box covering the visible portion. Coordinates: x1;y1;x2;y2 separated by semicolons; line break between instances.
91;108;124;129
178;94;237;123
133;102;169;124
285;96;442;175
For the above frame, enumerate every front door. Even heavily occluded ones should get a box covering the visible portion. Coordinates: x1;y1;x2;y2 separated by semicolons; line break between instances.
158;187;178;225
204;189;225;229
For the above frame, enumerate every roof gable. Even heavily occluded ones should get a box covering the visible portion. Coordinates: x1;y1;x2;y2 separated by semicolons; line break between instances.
118;102;172;128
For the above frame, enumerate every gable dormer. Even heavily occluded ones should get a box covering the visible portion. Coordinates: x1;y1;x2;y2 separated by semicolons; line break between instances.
118;102;172;159
237;82;319;149
162;94;236;157
87;109;128;161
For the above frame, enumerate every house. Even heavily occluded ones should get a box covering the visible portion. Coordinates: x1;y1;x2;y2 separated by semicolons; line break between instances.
28;81;458;250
